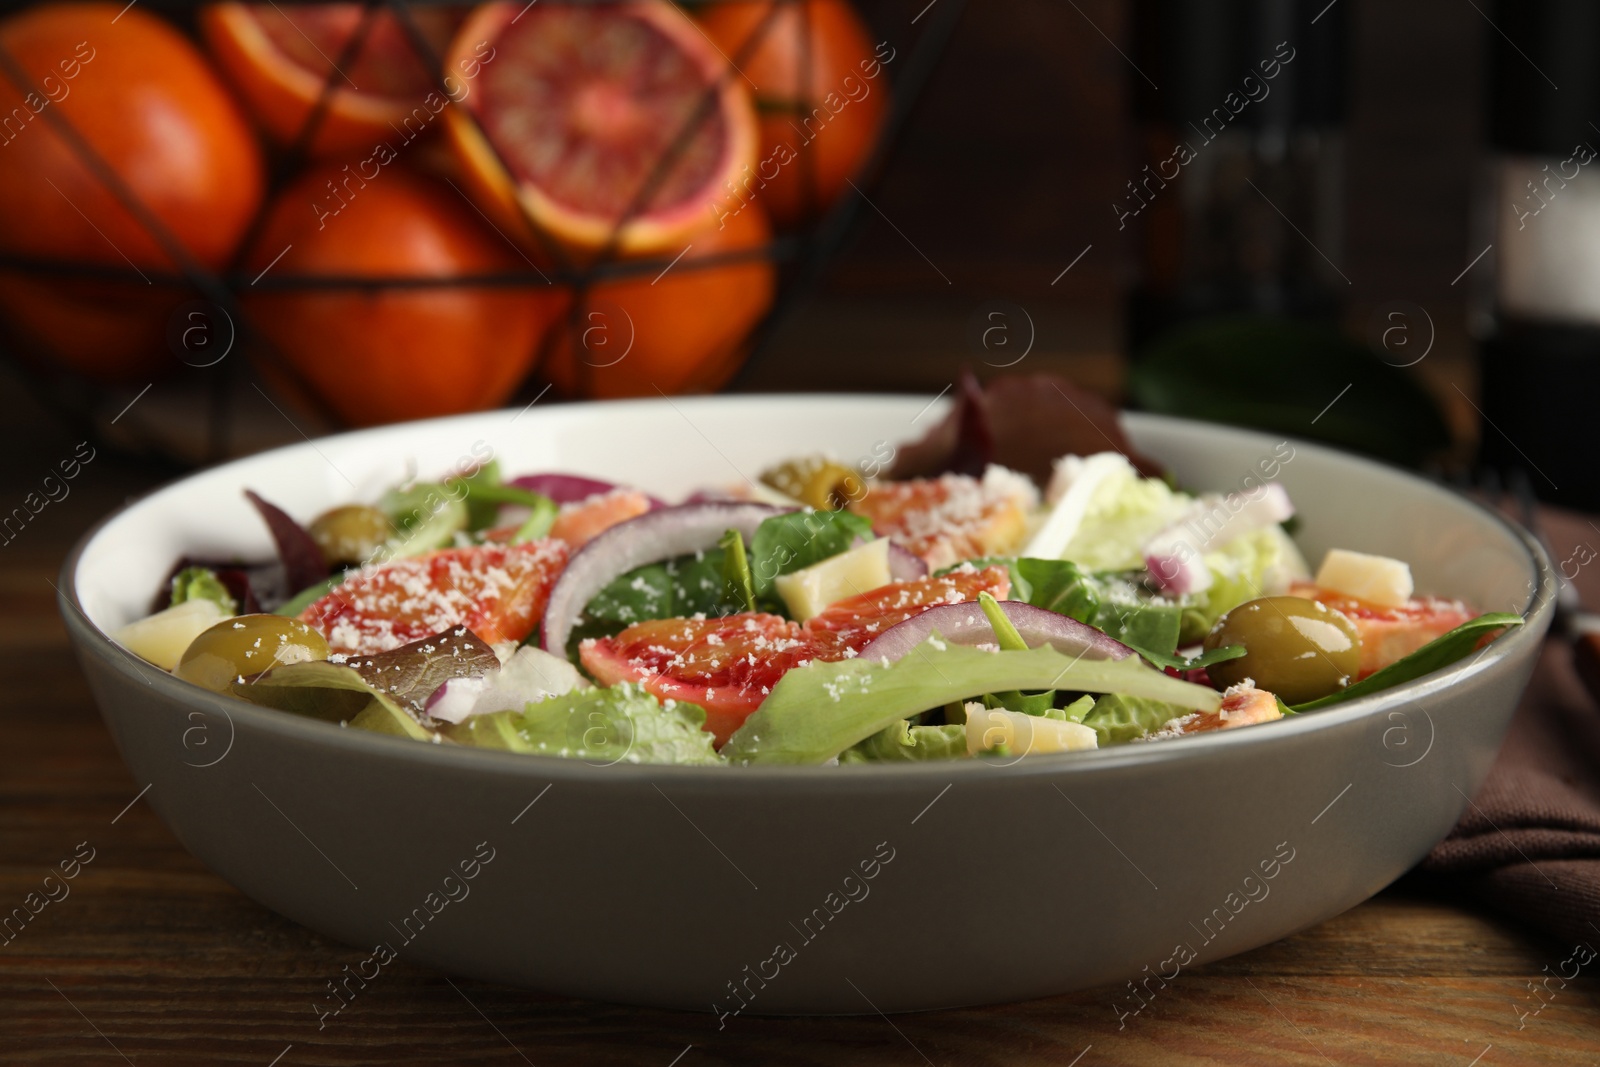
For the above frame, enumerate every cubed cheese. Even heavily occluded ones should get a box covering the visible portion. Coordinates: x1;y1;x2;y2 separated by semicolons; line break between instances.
773;537;893;621
1314;548;1414;608
113;598;228;670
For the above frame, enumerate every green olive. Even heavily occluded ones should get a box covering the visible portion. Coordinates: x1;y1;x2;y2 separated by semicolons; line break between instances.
1204;595;1361;705
309;504;392;566
174;614;329;691
761;457;865;511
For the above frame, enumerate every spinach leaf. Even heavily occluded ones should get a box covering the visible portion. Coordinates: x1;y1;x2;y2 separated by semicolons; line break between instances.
583;550;737;627
570;550;744;661
1126;643;1247;672
1016;557;1101;620
720;528;757;612
1292;612;1524;711
953;556;1185;655
747;510;874;600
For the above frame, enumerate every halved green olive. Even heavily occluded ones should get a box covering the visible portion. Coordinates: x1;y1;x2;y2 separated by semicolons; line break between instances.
1204;595;1361;705
761;457;864;511
309;504;392;566
174;614;329;691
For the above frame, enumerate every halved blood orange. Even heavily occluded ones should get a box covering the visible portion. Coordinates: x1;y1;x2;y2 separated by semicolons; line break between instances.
581;613;817;745
1289;583;1475;679
301;540;569;655
200;3;466;156
805;567;1013;656
443;0;758;258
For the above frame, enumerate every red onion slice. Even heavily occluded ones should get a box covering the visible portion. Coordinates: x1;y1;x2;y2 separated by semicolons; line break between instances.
886;541;929;581
859;600;1133;664
541;502;786;656
509;473;666;509
1145;482;1295;596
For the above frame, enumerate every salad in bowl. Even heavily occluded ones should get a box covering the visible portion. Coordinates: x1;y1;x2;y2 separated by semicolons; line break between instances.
110;415;1517;769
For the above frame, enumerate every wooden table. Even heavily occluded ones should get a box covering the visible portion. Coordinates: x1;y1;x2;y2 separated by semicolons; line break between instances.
4;406;1599;1067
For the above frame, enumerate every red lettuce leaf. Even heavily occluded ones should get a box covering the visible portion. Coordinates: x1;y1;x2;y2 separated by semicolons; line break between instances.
245;489;329;597
892;371;1161;485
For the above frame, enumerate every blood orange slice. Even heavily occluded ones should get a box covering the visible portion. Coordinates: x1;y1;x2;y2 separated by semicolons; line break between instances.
581;566;1013;743
301;541;568;655
200;3;465;155
581;613;817;745
443;0;758;258
1289;582;1475;678
548;489;654;548
849;472;1039;571
804;567;1013;656
1169;685;1283;735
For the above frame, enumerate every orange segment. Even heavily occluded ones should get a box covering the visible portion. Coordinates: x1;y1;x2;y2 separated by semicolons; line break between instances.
301;540;568;655
1170;686;1283;735
850;472;1038;571
581;613;817;744
549;489;653;548
1290;582;1474;678
804;567;1013;656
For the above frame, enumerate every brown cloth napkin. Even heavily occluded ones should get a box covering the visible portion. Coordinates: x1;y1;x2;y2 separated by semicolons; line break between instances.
1418;639;1600;947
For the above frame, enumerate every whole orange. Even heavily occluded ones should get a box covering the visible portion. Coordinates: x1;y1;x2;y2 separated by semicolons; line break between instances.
544;204;775;398
242;164;563;426
697;0;889;229
0;3;264;381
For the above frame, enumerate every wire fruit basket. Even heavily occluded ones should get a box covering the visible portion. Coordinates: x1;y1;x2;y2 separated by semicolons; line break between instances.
0;0;964;465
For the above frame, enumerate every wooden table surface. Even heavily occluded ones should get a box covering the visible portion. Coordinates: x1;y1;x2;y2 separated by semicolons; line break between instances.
4;398;1599;1066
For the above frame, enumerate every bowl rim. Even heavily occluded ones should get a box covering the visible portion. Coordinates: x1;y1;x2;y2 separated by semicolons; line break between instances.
59;395;1557;784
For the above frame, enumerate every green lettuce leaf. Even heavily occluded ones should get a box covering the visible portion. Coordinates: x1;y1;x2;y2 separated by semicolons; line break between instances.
723;635;1220;765
275;573;342;617
1080;693;1189;746
445;683;722;765
1057;463;1192;571
838;720;968;763
379;483;469;557
1292;612;1524;711
1179;525;1310;643
169;566;237;615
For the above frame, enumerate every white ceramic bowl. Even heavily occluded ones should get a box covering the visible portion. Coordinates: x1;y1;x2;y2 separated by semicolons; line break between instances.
60;396;1553;1014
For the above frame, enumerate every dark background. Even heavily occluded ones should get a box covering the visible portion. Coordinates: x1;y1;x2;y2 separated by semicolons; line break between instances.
745;0;1484;447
